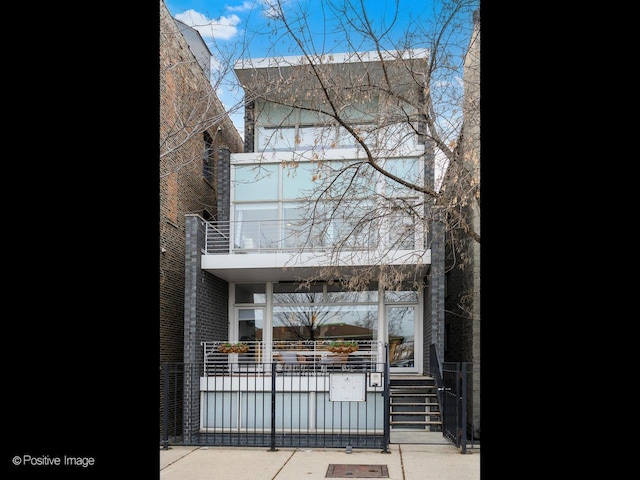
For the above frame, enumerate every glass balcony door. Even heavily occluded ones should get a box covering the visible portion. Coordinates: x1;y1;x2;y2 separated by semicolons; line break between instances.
387;305;417;372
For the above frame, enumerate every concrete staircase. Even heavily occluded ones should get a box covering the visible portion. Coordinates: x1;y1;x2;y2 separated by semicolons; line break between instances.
389;375;442;432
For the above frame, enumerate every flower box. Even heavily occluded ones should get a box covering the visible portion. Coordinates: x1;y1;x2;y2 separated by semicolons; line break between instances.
327;342;359;354
218;342;249;354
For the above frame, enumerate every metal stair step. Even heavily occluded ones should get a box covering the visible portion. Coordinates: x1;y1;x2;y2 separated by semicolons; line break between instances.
390;389;436;393
390;386;436;389
390;420;442;425
390;392;436;395
391;412;440;416
388;378;442;432
391;409;441;414
390;394;435;397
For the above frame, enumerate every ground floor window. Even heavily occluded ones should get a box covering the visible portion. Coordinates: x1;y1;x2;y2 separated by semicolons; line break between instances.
231;281;420;371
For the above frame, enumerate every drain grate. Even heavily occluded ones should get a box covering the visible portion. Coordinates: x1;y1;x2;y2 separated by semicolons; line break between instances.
325;464;389;478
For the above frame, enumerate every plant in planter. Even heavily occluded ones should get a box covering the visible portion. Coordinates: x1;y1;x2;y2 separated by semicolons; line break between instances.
218;342;250;354
327;341;359;354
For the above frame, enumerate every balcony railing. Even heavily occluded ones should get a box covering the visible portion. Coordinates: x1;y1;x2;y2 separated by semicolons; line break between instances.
204;219;423;254
202;340;384;376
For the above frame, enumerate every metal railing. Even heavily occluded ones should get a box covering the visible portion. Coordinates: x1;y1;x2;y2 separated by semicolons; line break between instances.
204;219;422;254
160;362;184;448
202;340;384;376
430;344;478;453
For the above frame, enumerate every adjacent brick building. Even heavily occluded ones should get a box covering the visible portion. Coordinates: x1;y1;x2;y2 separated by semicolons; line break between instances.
159;0;243;440
443;9;480;440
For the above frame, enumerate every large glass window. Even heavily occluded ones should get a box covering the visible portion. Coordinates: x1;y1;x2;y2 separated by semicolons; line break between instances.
272;304;378;343
231;157;424;252
235;284;266;304
273;283;323;303
323;161;377;197
232;282;419;367
271;284;379;343
233;204;279;249
386;207;417;250
337;125;358;148
296;125;336;150
326;199;377;248
257;126;296;151
256;105;333;151
327;287;378;303
384;157;422;193
282;164;318;199
238;308;264;341
385;289;419;303
234;164;279;201
282;203;331;249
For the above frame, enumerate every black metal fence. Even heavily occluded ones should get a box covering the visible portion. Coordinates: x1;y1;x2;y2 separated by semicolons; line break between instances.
430;345;478;453
161;357;391;451
160;362;184;449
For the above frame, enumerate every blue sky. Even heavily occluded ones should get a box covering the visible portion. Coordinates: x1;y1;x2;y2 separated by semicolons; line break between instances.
165;0;435;58
163;0;445;134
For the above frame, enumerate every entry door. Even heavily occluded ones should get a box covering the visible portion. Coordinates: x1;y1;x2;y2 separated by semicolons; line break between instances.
387;306;418;373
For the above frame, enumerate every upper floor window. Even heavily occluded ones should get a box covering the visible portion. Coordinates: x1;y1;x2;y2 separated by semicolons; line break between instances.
256;124;376;152
202;209;214;221
234;164;279;201
257;126;297;151
251;96;428;154
231;157;425;252
203;131;214;183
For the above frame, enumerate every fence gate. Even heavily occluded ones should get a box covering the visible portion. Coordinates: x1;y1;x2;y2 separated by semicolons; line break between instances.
440;362;472;453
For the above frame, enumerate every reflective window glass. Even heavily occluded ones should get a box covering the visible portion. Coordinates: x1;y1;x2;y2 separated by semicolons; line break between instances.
235;284;266;304
234;164;279;201
273;283;324;304
384;290;419;303
272;304;378;342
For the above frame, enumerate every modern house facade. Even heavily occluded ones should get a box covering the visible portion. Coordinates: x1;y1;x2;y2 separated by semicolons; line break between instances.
182;50;450;443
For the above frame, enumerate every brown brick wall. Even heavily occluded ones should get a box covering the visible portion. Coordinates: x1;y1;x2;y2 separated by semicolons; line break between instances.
159;0;242;441
160;0;242;365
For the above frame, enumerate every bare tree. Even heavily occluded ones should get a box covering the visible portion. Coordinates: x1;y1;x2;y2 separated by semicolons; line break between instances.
273;291;339;341
273;290;377;341
230;0;480;292
161;0;480;293
160;3;245;177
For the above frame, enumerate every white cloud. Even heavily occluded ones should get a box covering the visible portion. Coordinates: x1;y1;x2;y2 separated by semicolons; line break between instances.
175;10;241;40
226;1;255;12
262;0;283;20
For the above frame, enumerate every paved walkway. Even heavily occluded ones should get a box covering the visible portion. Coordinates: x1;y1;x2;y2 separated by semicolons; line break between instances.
160;442;480;480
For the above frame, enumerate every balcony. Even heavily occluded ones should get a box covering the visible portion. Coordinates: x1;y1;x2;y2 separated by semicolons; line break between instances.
201;219;430;282
204;219;427;254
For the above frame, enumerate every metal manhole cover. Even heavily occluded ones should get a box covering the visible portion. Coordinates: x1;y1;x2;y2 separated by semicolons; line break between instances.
325;464;389;478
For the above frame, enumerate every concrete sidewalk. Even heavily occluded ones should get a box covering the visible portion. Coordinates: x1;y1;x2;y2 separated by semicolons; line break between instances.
160;443;480;480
